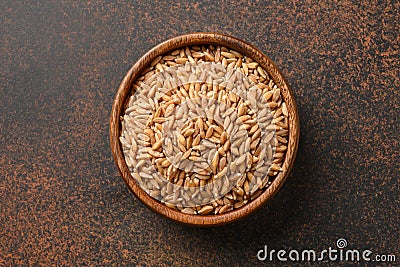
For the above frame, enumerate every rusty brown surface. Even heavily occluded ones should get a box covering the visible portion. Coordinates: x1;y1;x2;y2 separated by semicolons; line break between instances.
1;1;399;266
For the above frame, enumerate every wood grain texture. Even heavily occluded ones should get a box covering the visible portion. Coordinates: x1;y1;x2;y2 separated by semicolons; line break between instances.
110;33;300;226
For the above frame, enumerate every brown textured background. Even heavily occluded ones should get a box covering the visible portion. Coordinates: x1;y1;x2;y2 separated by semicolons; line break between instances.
1;1;399;266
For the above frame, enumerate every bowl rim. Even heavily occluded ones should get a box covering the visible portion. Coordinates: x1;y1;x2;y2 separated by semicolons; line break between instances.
110;32;300;226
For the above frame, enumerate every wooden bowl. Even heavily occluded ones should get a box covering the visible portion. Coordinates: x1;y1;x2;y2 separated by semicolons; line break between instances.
110;33;300;226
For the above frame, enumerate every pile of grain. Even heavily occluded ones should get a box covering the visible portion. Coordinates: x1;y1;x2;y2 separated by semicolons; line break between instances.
120;45;288;215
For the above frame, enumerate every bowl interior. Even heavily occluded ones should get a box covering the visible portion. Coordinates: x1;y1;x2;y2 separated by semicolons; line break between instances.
110;33;299;226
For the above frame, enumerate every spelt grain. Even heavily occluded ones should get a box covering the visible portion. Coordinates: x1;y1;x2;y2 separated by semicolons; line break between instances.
120;44;289;215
